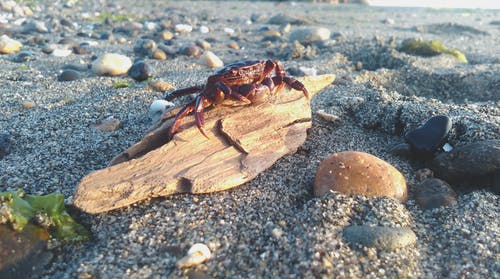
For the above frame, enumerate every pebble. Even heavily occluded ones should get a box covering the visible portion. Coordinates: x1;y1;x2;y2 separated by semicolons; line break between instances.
343;225;417;250
128;61;152;82
22;20;48;33
0;133;13;158
0;34;21;54
415;178;457;210
93;116;121;132
199;51;224;68
175;24;193;33
268;13;313;25
179;44;202;57
176;243;211;268
151;49;166;60
72;45;91;55
51;49;72;57
316;109;340;122
289;27;331;44
314;151;407;201
62;63;89;72
195;39;211;50
430;140;500;184
199;26;210;33
227;41;240;50
133;39;157;57
149;100;176;123
148;80;175;92
91;53;132;76
58;69;82;82
12;50;36;62
22;101;36;109
157;30;174;40
223;27;235;35
404;115;451;157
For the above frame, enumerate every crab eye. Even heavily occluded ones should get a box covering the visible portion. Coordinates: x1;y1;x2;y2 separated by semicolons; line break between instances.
229;68;238;75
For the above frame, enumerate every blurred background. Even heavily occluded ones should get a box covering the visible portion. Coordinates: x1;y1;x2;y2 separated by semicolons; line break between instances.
314;0;500;9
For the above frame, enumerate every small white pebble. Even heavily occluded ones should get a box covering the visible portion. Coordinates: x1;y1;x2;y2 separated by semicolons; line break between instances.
223;27;235;34
316;109;339;123
199;26;210;33
176;243;211;268
51;49;72;57
91;53;132;76
175;24;193;33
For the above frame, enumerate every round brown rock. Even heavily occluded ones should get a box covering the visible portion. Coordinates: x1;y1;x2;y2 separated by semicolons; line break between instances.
314;151;407;201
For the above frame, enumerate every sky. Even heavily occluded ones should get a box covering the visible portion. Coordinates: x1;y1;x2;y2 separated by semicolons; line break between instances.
368;0;500;9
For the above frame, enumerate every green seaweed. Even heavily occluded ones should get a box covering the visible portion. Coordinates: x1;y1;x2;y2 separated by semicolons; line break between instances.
113;81;131;88
0;190;88;241
94;12;130;22
399;38;468;63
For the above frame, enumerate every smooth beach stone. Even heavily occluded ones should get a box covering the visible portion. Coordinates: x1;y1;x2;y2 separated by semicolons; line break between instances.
148;80;175;92
0;133;13;158
51;48;72;57
58;69;81;81
343;225;417;250
430;140;500;182
415;178;457;210
12;50;35;62
199;51;224;68
91;53;132;76
404;115;451;157
0;34;21;54
21;20;48;33
62;63;89;72
314;151;407;201
288;27;331;44
133;39;157;57
128;61;151;82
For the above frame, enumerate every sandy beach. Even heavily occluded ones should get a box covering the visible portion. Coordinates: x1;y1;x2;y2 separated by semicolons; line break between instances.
0;1;498;278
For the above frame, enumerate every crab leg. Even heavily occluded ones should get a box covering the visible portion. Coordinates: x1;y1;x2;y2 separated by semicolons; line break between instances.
194;95;211;139
215;81;251;104
283;76;310;99
169;101;195;137
165;85;204;101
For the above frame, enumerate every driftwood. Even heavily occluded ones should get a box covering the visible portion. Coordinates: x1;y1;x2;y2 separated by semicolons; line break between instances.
73;74;336;214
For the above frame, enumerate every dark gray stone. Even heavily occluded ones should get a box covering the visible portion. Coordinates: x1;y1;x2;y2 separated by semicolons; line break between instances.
128;61;151;82
343;225;417;251
430;140;500;181
405;115;451;158
58;69;81;82
415;178;458;209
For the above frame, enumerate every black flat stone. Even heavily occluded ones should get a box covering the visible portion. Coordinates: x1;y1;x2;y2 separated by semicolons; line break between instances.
405;115;451;157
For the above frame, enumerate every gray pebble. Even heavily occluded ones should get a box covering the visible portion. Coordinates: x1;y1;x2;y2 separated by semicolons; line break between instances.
343;225;417;251
133;39;157;57
58;69;82;82
22;20;48;33
12;51;36;63
128;61;152;82
288;27;331;44
415;178;458;210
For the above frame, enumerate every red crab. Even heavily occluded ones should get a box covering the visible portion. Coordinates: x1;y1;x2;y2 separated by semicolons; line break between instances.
165;59;309;138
